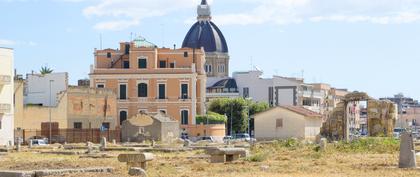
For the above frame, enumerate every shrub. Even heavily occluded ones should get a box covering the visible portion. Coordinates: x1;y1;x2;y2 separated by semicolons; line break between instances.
274;138;301;149
246;152;269;162
334;137;399;153
196;111;227;124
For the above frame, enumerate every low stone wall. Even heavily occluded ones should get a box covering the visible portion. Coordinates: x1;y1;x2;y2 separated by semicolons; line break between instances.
0;167;113;177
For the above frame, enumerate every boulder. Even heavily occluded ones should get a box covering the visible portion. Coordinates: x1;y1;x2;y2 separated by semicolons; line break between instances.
128;167;147;176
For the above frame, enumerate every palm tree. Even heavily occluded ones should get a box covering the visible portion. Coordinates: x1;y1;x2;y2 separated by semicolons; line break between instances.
40;66;53;75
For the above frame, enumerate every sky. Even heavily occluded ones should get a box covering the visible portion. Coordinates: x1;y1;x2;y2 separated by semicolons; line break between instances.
1;0;420;100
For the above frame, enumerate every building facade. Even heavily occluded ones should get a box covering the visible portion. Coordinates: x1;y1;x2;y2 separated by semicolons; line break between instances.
254;106;323;141
380;93;420;114
0;48;14;146
233;70;348;116
206;78;240;102
25;72;68;106
15;82;118;130
182;0;229;78
89;37;207;133
398;107;420;128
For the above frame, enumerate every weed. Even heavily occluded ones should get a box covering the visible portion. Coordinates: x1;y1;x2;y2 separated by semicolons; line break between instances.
246;152;269;162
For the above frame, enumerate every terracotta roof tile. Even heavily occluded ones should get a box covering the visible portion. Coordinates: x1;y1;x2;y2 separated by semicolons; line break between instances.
280;106;322;118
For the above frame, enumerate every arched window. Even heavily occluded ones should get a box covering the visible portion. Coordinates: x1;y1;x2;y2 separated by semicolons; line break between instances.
138;83;148;97
120;111;127;125
181;110;189;125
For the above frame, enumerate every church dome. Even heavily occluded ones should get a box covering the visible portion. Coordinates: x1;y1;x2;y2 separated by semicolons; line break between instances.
182;0;228;53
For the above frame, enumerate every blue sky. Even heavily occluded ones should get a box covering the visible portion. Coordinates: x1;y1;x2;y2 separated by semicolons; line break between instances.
1;0;420;99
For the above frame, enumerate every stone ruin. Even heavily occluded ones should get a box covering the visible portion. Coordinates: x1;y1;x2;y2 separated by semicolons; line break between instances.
321;92;397;141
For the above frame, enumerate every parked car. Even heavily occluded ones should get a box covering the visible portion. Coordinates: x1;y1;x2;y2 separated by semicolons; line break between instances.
197;136;215;143
412;131;420;140
393;128;406;139
30;139;48;146
27;136;49;144
234;133;256;142
223;136;233;143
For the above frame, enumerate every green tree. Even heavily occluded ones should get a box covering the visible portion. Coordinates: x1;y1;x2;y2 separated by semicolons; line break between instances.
208;98;269;135
40;66;53;75
196;111;227;124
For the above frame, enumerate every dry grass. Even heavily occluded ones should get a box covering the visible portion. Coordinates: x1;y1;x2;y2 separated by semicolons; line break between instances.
0;139;419;177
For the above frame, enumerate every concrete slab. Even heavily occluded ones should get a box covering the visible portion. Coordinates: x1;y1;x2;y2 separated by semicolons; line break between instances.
0;171;35;177
34;167;113;177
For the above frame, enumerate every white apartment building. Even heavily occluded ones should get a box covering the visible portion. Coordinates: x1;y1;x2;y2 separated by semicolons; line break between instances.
233;70;339;114
0;48;14;145
25;72;68;107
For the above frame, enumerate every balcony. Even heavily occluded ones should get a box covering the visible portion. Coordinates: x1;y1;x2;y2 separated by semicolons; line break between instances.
91;66;195;75
301;91;324;98
0;103;11;114
118;97;194;103
207;92;240;98
0;75;11;85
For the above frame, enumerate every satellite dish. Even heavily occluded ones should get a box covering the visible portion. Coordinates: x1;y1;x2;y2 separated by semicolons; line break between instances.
254;66;262;72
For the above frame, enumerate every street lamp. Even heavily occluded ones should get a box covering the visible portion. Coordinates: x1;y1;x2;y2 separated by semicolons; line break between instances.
242;105;250;135
49;80;54;143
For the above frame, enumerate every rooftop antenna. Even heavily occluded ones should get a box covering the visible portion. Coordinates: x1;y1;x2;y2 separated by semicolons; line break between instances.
301;69;304;80
99;33;103;50
130;32;133;41
250;56;253;70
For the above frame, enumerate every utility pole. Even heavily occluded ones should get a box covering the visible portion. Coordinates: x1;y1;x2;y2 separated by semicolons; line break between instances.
230;103;233;136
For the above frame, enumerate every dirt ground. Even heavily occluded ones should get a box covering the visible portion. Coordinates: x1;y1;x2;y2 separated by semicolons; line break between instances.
0;142;419;177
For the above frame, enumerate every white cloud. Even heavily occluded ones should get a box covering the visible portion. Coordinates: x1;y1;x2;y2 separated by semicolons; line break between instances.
83;0;198;31
213;0;420;25
93;20;139;31
0;39;16;46
72;0;420;29
0;39;37;46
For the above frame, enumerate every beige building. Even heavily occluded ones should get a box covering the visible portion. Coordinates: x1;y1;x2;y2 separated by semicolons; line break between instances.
14;81;118;130
0;47;14;145
121;112;179;143
254;106;323;141
89;37;207;134
398;107;420;128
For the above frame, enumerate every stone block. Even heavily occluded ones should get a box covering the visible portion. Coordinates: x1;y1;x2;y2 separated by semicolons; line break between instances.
226;154;240;162
399;132;417;168
320;138;327;151
118;153;154;170
34;167;113;177
100;137;107;151
0;171;35;177
28;140;33;149
210;154;225;163
128;167;147;176
118;153;154;163
240;150;250;158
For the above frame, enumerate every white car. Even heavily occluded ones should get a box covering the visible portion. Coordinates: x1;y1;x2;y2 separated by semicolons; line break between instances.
30;139;48;146
393;128;405;139
234;134;256;142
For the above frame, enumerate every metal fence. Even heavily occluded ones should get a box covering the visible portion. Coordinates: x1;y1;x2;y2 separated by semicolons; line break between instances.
14;128;121;144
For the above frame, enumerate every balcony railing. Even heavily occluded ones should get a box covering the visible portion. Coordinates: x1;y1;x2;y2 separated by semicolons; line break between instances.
0;103;11;113
301;91;324;98
0;75;11;85
92;67;194;75
118;97;194;103
207;92;240;98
